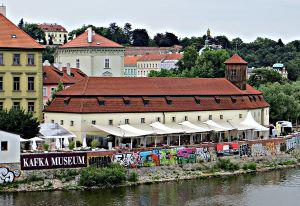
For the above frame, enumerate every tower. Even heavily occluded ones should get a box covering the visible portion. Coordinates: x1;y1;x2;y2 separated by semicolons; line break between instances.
224;54;248;90
0;4;6;17
207;28;211;38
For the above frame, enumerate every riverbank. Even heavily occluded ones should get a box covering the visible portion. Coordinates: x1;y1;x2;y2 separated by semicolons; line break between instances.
1;152;300;193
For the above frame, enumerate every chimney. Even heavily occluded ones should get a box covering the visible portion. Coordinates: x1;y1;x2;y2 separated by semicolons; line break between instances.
87;27;93;43
0;4;6;17
66;63;71;76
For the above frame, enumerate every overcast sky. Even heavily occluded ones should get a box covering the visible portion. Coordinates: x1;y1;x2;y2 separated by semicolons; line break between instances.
2;0;300;43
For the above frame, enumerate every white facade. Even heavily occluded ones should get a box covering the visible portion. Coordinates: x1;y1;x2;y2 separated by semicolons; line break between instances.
44;108;269;142
137;60;161;77
45;31;68;45
55;48;125;77
0;131;20;163
161;59;180;70
124;66;137;77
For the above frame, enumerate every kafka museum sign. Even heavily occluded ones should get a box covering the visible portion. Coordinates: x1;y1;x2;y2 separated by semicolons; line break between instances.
21;152;87;170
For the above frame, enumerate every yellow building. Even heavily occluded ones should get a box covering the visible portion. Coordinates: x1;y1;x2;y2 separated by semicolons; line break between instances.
0;13;44;121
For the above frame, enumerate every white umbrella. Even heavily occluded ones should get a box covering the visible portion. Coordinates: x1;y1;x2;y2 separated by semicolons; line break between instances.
29;137;45;142
55;138;61;149
63;137;69;147
32;140;37;150
19;137;28;142
82;136;87;148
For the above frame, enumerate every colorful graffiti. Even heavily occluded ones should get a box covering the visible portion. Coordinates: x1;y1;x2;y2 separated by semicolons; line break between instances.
196;148;211;162
239;144;251;157
177;148;196;164
113;153;140;168
0;167;20;184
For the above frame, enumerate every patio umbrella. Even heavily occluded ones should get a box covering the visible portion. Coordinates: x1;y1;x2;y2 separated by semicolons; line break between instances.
55;138;61;149
63;137;69;147
82;136;87;148
32;140;37;150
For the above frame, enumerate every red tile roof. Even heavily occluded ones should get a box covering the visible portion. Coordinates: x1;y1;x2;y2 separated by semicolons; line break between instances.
43;65;87;85
60;31;124;49
56;77;263;97
39;23;67;32
124;56;140;66
44;77;268;113
0;14;44;49
224;54;248;65
44;95;269;113
164;53;183;60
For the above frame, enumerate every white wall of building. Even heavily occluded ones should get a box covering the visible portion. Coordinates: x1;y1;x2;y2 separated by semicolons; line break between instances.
44;108;269;141
0;131;20;163
55;48;125;77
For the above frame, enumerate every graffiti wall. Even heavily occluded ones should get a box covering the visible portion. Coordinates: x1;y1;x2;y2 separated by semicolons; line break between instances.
0;164;20;184
87;152;113;168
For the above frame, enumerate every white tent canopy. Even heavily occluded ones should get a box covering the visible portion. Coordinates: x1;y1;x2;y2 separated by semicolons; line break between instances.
118;124;154;136
238;112;269;131
150;122;184;135
204;120;232;132
180;121;211;133
39;123;76;139
91;124;142;137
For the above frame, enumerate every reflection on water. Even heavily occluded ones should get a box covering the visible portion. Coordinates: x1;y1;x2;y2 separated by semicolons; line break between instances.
1;169;300;206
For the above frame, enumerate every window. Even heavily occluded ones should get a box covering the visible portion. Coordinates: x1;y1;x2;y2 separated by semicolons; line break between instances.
141;118;145;123
172;117;176;122
1;141;8;151
220;115;223;120
13;77;20;91
184;116;188;121
209;115;212;120
27;54;35;65
13;54;20;65
43;87;47;97
0;102;3;110
76;59;80;68
60;120;64;125
13;102;20;110
125;119;129;124
28;102;35;112
105;59;110;68
28;77;34;91
51;120;54;123
198;116;201;121
109;119;113;125
70;121;74;126
239;114;243;119
231;69;237;76
92;120;96;125
0;53;3;65
157;117;161;122
0;76;3;91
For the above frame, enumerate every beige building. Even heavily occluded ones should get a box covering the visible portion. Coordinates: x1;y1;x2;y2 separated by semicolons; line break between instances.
39;23;68;45
0;12;44;121
44;54;270;147
55;28;125;77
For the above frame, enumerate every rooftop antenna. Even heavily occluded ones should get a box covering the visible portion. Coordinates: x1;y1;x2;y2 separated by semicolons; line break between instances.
235;42;238;54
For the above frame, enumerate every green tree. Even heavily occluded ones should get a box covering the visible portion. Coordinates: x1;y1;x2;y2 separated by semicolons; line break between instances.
18;18;24;29
185;49;230;78
46;82;64;107
22;23;45;43
177;46;199;71
259;82;300;122
248;68;284;87
286;57;300;81
154;32;179;47
42;46;56;63
132;29;150;46
149;69;179;77
0;109;39;139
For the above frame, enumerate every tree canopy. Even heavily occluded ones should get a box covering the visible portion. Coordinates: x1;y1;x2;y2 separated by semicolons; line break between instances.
248;68;285;88
21;22;46;44
0;109;40;139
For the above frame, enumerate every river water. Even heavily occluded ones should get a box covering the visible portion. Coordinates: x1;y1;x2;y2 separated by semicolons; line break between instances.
1;168;300;206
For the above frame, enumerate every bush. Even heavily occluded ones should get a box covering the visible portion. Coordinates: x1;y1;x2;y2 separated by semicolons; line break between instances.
128;171;139;182
91;140;99;149
69;141;75;150
242;162;257;171
80;164;126;187
215;158;240;172
43;143;49;151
